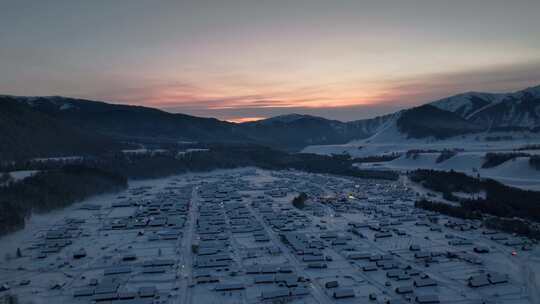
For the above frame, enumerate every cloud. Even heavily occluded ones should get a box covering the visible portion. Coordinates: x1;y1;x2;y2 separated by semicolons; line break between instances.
78;60;540;122
374;60;540;105
225;116;266;123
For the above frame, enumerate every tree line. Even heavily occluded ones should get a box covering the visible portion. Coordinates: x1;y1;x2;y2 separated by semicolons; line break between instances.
0;144;399;235
0;165;127;235
410;169;540;222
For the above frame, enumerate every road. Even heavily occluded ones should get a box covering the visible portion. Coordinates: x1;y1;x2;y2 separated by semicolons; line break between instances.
246;200;333;304
177;185;199;304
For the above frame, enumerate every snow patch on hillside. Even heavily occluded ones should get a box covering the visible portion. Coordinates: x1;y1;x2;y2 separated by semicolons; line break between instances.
430;92;503;118
357;153;540;190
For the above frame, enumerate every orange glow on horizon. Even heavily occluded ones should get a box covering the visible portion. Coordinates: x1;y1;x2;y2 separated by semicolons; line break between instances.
133;81;389;111
98;59;540;120
226;117;266;123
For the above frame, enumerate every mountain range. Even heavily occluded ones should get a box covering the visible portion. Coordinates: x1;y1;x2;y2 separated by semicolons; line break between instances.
1;84;539;160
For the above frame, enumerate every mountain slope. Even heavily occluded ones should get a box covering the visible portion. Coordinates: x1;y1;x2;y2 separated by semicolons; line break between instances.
430;85;540;130
11;96;248;144
396;105;484;139
430;92;503;119
0;96;121;161
3;84;539;159
241;113;392;150
468;86;540;130
9;97;390;151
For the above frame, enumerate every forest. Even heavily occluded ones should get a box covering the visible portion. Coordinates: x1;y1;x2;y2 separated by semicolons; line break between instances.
530;155;540;170
351;154;401;163
0;144;399;235
481;152;530;168
416;199;540;239
410;169;540;222
75;144;400;180
435;149;459;163
0;165;127;235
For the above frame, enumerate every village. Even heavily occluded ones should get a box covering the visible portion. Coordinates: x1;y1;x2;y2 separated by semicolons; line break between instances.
0;168;538;304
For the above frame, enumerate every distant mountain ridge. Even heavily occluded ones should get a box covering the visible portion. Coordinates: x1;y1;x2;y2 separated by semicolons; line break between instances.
429;85;540;130
240;113;391;150
396;104;484;139
1;84;539;159
0;97;122;161
358;84;540;142
7;95;244;143
249;85;540;142
4;96;391;152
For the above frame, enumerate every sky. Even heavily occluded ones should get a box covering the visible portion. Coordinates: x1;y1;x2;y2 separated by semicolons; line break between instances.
1;0;540;122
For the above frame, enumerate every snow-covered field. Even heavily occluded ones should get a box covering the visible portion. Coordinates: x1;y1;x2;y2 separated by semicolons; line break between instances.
304;130;540;190
1;168;539;303
0;170;40;187
357;153;540;191
304;131;540;158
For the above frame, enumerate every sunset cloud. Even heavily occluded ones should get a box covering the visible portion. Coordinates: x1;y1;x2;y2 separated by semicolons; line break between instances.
77;60;540;121
225;116;266;123
1;1;540;121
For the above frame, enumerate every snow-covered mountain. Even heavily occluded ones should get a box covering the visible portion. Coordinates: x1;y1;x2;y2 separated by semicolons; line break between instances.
430;85;540;130
6;95;80;112
241;113;392;150
347;85;540;142
0;96;123;160
1;96;390;151
303;85;540;159
430;92;503;119
2;84;540;158
254;113;330;125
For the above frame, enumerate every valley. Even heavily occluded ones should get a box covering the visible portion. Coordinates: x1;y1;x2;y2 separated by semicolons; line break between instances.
1;168;539;304
1;84;540;304
2;2;540;304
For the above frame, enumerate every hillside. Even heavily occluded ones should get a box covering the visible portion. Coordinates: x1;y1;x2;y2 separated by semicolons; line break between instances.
2;84;539;160
0;96;122;161
430;85;540;130
6;96;390;152
396;105;484;139
11;96;246;144
241;114;390;150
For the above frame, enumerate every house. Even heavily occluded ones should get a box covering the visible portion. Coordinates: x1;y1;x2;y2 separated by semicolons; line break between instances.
214;283;245;291
414;278;437;287
415;295;440;303
333;288;355;299
307;262;327;268
346;252;371;260
488;273;508;284
414;252;430;259
196;276;219;284
254;274;274;284
363;264;378;272
409;244;421;251
468;275;490;288
73;288;94;297
473;246;490;253
92;293;118;301
386;270;402;278
122;253;137;261
395;285;413;294
261;288;289;300
290;287;309;296
386;298;406;304
325;281;339;288
117;291;137;299
138;286;157;298
73;248;86;259
104;266;132;276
